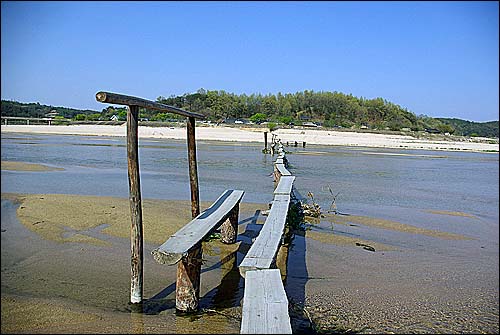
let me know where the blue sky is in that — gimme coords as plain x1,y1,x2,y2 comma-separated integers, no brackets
1,1,498,122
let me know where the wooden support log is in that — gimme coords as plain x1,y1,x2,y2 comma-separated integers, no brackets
96,91,205,119
127,105,144,304
273,166,281,185
220,205,239,244
176,243,202,312
264,132,268,152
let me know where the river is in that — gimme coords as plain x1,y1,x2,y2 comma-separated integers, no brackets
1,132,498,333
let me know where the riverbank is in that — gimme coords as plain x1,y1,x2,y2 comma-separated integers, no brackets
2,124,498,153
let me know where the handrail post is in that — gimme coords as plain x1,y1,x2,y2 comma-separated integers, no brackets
176,116,202,312
127,105,143,304
264,131,268,152
187,116,200,218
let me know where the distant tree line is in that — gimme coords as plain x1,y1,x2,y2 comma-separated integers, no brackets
437,118,499,138
2,89,498,137
1,100,98,120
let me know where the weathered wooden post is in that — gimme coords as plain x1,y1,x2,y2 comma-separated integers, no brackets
175,243,202,312
220,205,240,244
175,116,202,313
264,131,268,152
186,117,200,218
127,105,144,304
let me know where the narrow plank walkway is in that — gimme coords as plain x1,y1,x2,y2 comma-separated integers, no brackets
275,163,291,176
239,141,294,333
240,269,292,334
239,194,290,277
274,176,295,196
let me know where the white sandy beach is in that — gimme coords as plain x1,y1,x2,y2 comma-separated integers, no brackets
1,124,498,152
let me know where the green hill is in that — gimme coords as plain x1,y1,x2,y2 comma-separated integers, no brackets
2,91,498,138
437,118,499,138
1,100,99,119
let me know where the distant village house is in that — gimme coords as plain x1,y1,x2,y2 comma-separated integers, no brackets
44,110,59,119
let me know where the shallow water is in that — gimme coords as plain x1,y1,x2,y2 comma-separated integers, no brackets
1,133,275,203
1,132,499,333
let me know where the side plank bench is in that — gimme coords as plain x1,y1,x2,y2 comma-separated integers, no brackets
240,269,292,334
151,189,244,311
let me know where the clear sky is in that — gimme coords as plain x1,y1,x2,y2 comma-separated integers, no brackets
1,1,498,122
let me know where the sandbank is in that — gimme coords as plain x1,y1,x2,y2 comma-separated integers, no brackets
2,193,267,246
1,161,65,172
2,124,498,153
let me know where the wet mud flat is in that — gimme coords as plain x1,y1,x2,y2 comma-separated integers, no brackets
1,193,499,334
284,212,499,334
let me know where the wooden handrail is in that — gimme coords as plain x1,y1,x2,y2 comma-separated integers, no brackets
95,91,205,119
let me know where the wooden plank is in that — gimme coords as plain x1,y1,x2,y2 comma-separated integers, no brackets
275,163,291,176
240,269,292,334
95,91,205,119
239,196,290,277
152,189,244,265
274,176,295,196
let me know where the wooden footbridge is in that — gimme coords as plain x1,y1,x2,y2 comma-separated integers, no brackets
96,91,296,333
239,143,294,334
